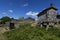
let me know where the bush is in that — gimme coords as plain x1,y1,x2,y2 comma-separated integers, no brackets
0,16,11,24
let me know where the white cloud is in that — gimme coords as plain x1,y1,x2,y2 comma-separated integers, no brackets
9,10,13,13
2,12,8,16
22,3,28,7
26,11,39,16
26,11,33,16
26,11,39,21
2,12,7,14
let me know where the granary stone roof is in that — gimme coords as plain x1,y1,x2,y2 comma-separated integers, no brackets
37,4,58,17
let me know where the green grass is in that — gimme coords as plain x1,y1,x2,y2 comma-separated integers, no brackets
3,24,60,40
0,32,7,40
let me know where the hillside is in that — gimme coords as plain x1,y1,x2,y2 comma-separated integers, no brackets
3,24,60,40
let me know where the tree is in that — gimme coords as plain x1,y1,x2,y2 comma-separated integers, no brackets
0,16,11,24
25,17,35,21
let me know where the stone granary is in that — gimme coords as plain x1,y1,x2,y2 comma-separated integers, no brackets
6,21,15,30
37,4,60,28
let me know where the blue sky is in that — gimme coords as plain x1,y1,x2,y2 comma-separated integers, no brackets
0,0,60,19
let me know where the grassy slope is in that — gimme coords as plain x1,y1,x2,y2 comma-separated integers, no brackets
3,24,60,40
0,32,7,40
0,27,5,40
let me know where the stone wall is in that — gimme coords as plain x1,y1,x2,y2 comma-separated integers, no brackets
47,9,57,22
38,14,47,23
38,9,57,24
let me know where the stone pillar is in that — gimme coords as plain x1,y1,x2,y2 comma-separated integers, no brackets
46,25,49,31
46,22,49,31
41,24,43,27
